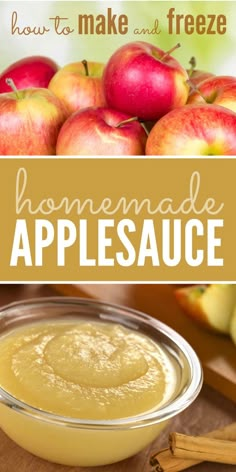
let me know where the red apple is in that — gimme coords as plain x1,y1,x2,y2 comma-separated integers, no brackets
146,104,236,156
56,107,147,156
103,41,189,121
188,75,236,105
0,81,66,155
207,83,236,113
186,56,214,87
48,60,106,116
188,70,214,87
0,56,59,93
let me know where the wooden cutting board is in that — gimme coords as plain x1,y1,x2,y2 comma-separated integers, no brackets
53,284,236,403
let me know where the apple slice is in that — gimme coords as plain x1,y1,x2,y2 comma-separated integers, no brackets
175,284,236,334
229,305,236,346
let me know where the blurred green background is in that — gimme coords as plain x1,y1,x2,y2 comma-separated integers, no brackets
0,1,235,75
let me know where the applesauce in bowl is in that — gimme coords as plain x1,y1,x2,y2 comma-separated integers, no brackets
0,297,202,466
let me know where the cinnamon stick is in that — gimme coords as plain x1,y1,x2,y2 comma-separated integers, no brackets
150,422,236,472
150,449,196,472
169,433,236,465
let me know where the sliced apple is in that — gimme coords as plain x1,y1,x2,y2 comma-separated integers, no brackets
175,284,236,334
229,304,236,346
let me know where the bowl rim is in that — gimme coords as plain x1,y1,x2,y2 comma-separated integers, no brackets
0,296,203,430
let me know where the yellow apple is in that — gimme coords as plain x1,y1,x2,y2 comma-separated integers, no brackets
48,60,106,116
175,284,236,334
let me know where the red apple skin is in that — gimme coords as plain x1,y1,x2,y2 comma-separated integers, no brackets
0,56,59,93
103,41,189,121
0,88,66,155
188,75,236,105
211,83,236,113
187,70,214,87
56,107,147,156
146,104,236,156
48,62,106,116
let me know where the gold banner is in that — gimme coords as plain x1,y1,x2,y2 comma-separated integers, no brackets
0,158,234,281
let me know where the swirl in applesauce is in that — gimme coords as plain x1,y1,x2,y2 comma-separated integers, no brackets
0,321,177,419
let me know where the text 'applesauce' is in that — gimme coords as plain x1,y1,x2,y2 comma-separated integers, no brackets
0,320,178,419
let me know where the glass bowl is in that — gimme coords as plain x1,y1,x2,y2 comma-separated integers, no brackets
0,297,203,466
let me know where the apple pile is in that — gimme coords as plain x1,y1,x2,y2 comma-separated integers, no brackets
1,41,236,155
175,284,236,347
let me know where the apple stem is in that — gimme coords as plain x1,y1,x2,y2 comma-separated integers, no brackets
188,56,197,77
115,116,139,128
161,43,181,61
5,78,21,99
140,122,150,136
82,60,89,77
186,79,208,102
